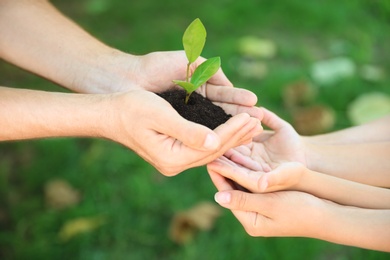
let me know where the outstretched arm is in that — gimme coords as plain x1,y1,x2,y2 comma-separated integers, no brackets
0,0,122,94
0,0,263,120
237,107,390,187
208,157,390,209
306,115,390,144
0,86,262,175
209,170,390,252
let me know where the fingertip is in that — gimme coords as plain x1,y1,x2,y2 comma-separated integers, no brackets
173,119,220,151
203,132,220,150
245,90,258,106
214,191,231,205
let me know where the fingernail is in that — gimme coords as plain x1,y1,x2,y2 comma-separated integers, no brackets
204,133,219,150
214,192,231,204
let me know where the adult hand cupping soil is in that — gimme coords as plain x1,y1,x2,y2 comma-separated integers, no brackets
128,51,263,120
104,90,263,176
0,0,263,176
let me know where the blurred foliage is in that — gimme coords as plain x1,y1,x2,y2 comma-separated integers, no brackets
1,0,390,259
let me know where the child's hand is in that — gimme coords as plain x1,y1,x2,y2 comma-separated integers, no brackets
208,169,329,238
225,108,308,170
207,156,307,193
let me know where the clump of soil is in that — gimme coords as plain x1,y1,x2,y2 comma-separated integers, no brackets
157,89,232,129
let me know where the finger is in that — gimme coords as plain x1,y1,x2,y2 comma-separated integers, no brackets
209,167,250,193
205,84,258,106
154,102,220,151
235,118,263,145
214,113,259,146
213,101,264,120
252,130,274,142
260,107,289,131
214,190,271,213
208,68,234,87
261,163,304,192
208,169,236,191
207,156,261,192
224,148,263,171
170,113,260,170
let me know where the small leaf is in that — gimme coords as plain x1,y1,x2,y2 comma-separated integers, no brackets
190,57,221,88
183,18,207,63
58,216,105,242
172,80,198,94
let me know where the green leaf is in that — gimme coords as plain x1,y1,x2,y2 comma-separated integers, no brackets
190,57,221,88
172,80,198,94
183,18,207,63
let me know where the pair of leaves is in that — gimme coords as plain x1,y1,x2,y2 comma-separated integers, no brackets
173,56,221,93
174,18,221,97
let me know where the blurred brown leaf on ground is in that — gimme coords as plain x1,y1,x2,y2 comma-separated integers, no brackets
169,201,222,245
44,179,81,210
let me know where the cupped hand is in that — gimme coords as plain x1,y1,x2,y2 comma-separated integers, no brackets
219,107,307,172
131,51,263,120
207,156,306,193
103,90,263,176
208,170,329,238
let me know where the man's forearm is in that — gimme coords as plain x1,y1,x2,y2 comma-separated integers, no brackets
0,86,108,141
0,0,135,93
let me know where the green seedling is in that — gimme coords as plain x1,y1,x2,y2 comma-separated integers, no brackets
173,18,221,104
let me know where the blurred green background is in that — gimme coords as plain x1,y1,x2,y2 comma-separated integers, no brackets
1,0,390,259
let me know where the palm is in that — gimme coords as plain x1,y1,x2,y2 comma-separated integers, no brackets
226,109,307,171
256,127,306,166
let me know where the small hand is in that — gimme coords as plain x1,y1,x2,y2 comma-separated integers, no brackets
207,156,306,193
208,170,328,238
220,107,307,172
104,90,263,176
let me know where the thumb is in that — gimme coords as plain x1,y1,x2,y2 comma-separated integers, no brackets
214,190,262,212
156,106,220,151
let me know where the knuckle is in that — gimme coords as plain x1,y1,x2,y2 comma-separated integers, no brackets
235,192,248,209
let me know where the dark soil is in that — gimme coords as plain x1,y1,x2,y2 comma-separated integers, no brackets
157,89,232,129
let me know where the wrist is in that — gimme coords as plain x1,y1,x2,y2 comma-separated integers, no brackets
74,48,141,94
301,136,318,171
0,87,112,140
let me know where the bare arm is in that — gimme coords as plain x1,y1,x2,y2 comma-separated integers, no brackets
0,0,131,93
0,86,109,140
209,170,390,252
0,0,263,119
208,157,390,209
0,86,262,175
248,108,390,187
305,115,390,144
261,162,390,209
305,141,390,187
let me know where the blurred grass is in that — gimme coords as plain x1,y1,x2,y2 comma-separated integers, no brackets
1,0,390,259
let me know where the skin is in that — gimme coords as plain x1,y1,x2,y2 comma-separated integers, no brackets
207,108,390,251
209,171,390,252
0,0,264,175
208,158,390,209
223,107,390,187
